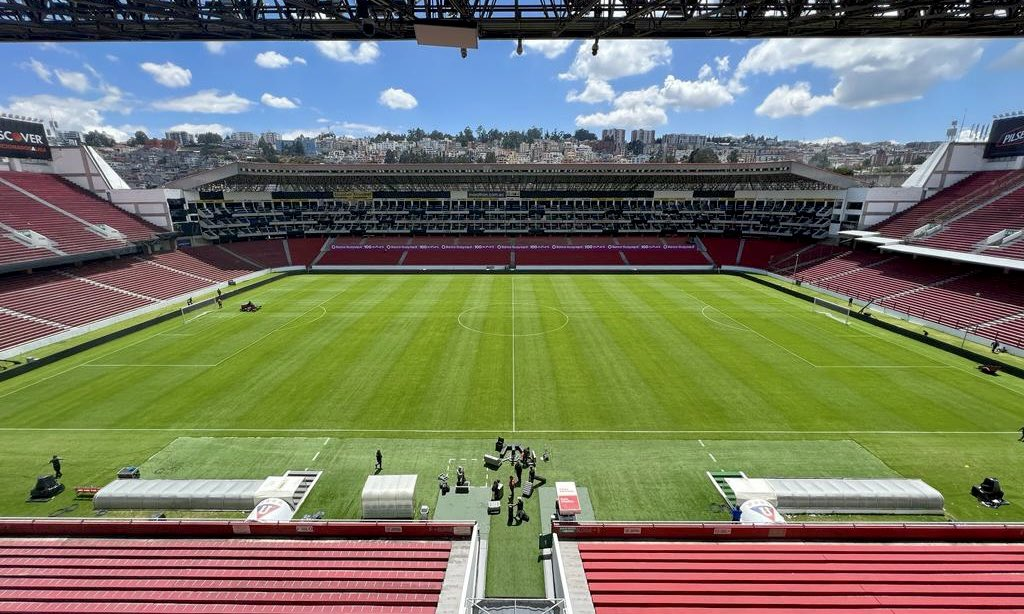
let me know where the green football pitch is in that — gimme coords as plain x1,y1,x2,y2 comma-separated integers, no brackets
1,273,1022,595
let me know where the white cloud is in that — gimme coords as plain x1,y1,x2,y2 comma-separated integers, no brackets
737,39,984,113
572,64,734,129
513,40,574,59
993,42,1024,69
803,136,848,145
566,80,615,104
575,105,668,130
1,88,134,140
204,41,228,55
314,41,380,64
755,82,836,118
106,54,119,62
697,64,713,80
293,56,307,65
559,40,672,82
285,122,385,139
166,123,233,136
152,90,252,114
261,93,299,109
378,88,418,110
714,55,730,73
140,61,192,88
55,69,90,93
255,51,294,69
24,58,52,83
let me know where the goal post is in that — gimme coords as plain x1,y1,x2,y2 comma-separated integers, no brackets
812,296,851,325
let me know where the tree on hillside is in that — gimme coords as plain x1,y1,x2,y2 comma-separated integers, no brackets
727,149,740,163
808,150,831,169
574,129,597,141
83,131,116,147
688,148,719,163
196,132,223,145
127,130,149,146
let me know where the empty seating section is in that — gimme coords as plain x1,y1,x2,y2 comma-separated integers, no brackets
287,237,328,266
872,171,1024,239
0,313,63,351
701,237,740,265
0,272,151,328
794,249,1024,346
77,258,212,301
793,251,883,283
149,250,250,281
222,239,290,268
0,537,452,613
883,271,1024,331
0,172,159,241
917,187,1024,252
0,183,121,257
0,236,50,267
737,239,805,269
181,244,261,273
578,541,1024,613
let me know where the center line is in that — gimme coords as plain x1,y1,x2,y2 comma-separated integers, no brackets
511,275,516,433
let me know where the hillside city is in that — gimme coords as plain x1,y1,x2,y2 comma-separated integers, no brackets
55,126,940,190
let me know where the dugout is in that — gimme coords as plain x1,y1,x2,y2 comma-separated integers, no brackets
362,475,417,520
93,475,306,511
725,477,944,515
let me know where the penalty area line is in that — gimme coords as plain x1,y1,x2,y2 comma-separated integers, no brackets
0,428,1013,435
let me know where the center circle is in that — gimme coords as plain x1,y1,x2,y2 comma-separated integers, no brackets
457,303,570,337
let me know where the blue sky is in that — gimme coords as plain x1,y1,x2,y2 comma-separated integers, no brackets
3,38,1023,143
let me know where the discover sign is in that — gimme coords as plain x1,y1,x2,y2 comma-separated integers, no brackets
0,118,51,160
984,117,1024,159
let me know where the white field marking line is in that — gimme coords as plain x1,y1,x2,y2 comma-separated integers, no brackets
511,276,516,433
183,310,213,325
0,319,196,400
278,306,327,331
695,301,816,368
323,437,330,447
815,365,956,369
0,427,1012,435
698,439,705,447
82,364,217,368
311,451,321,462
159,333,195,337
846,318,1024,400
212,285,351,367
456,303,570,337
708,452,717,463
699,305,750,331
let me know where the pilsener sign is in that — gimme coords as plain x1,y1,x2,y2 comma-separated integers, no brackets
984,117,1024,159
0,118,51,160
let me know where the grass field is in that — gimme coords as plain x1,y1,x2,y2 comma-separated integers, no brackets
1,272,1023,596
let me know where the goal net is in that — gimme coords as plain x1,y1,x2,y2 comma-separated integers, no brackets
812,296,851,325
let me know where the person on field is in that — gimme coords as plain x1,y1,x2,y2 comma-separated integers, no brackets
1019,426,1024,442
515,497,525,524
375,449,383,472
50,455,62,479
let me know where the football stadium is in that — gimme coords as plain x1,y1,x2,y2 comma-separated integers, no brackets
2,5,1024,613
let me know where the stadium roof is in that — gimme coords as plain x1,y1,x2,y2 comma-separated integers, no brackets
166,161,859,192
0,0,1021,42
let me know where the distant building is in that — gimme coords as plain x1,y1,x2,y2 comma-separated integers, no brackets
631,129,655,145
662,133,706,149
260,132,279,146
230,131,256,146
601,129,626,145
165,131,194,146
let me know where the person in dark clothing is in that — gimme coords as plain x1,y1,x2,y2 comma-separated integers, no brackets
515,497,525,524
514,460,523,482
507,501,515,526
529,465,547,489
1019,426,1024,442
217,288,222,298
992,341,1000,353
375,449,382,472
50,455,62,479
